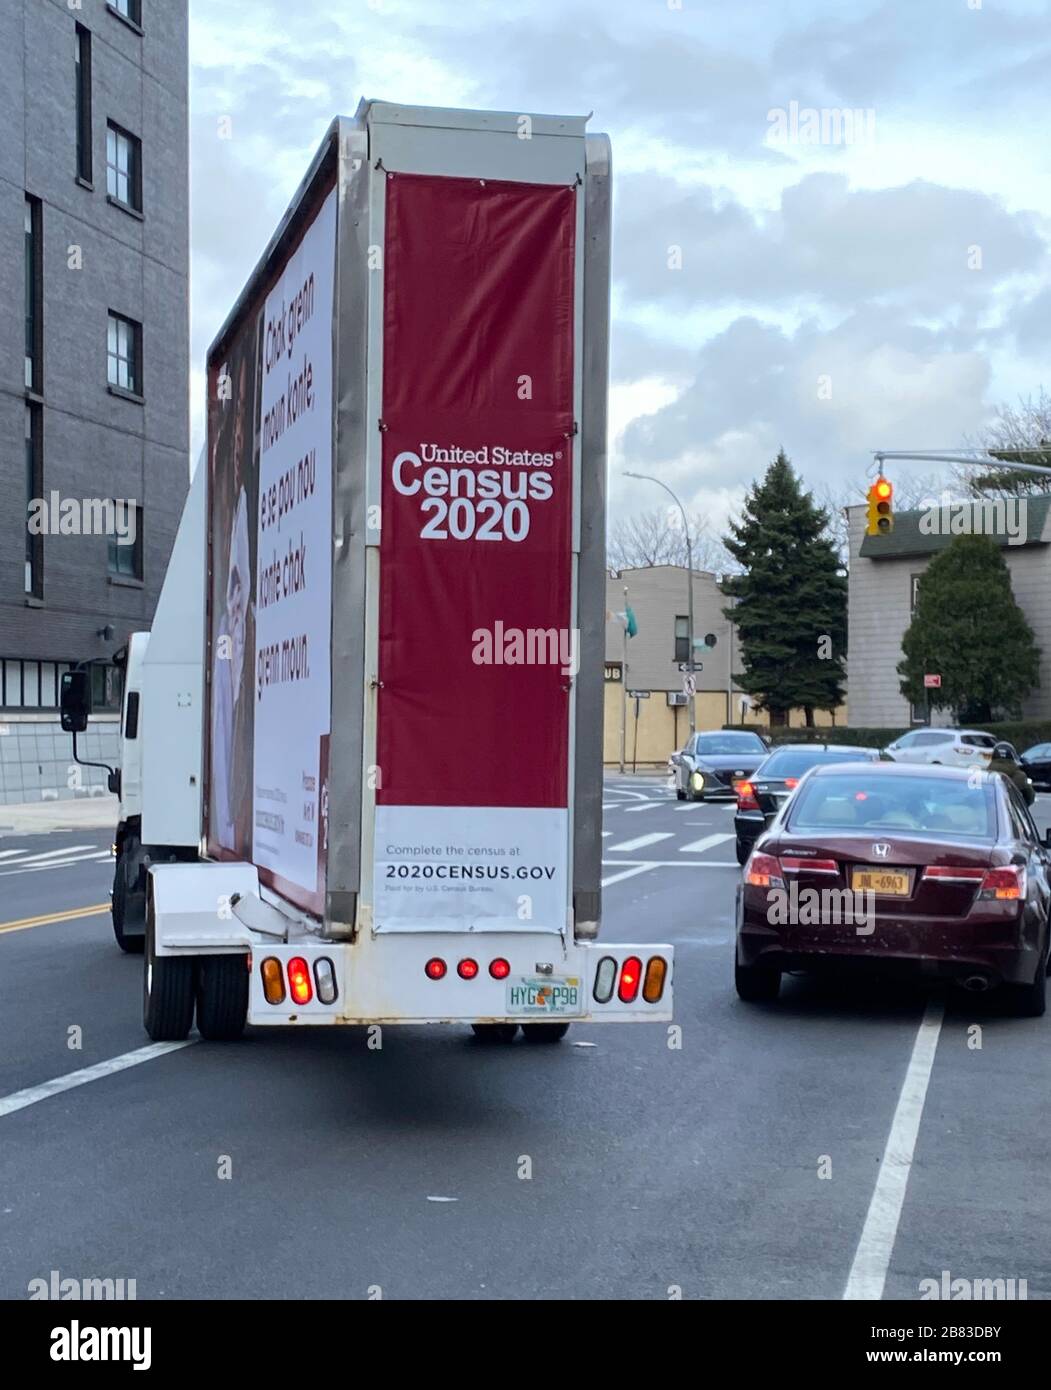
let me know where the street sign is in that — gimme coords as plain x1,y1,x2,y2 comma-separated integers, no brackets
604,662,622,682
924,673,941,688
683,674,696,698
677,662,703,673
627,689,650,699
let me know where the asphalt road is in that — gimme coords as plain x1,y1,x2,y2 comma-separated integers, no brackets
1,783,1049,1301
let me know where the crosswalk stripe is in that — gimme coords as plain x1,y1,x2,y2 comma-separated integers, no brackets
622,802,662,813
679,833,736,854
600,864,654,887
14,845,95,864
606,831,675,853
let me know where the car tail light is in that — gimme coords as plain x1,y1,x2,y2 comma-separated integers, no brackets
457,958,479,980
489,957,510,980
313,957,338,1005
745,852,784,888
781,856,839,876
736,781,759,811
921,865,985,884
593,956,617,1003
784,777,799,789
425,957,446,980
643,956,667,1003
979,866,1026,901
261,957,285,1005
288,956,312,1005
618,955,642,1003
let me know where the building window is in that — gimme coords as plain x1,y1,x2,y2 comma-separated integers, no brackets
24,196,41,391
24,404,43,598
0,659,70,711
674,615,689,664
75,26,92,183
110,0,143,25
107,312,142,394
108,504,143,579
106,122,141,211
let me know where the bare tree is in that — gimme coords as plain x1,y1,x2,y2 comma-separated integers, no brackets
957,388,1051,496
607,506,736,575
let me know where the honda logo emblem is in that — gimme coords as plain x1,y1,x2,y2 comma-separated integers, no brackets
872,842,890,859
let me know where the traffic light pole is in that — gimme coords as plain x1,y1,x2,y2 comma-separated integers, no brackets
873,449,1051,478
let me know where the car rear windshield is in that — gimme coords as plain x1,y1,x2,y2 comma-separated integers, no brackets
696,733,765,755
960,734,996,749
759,749,871,778
787,772,997,838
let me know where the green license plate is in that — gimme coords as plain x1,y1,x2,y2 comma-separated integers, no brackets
506,977,581,1016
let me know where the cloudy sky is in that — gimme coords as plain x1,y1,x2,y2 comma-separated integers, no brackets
188,0,1051,534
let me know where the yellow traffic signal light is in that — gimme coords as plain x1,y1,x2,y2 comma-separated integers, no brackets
866,476,894,535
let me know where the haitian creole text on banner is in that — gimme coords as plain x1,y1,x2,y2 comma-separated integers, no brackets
252,189,335,910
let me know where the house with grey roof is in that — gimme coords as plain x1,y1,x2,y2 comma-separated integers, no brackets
846,494,1051,727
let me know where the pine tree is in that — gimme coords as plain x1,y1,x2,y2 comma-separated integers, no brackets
897,534,1040,723
722,450,847,726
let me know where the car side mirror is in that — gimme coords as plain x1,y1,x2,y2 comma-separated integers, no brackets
60,667,91,734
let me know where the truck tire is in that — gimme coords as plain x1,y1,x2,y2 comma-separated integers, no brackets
112,847,144,954
471,1023,519,1043
196,955,250,1040
521,1022,570,1043
142,902,195,1041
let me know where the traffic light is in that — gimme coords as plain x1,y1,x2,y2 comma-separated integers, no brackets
866,476,893,535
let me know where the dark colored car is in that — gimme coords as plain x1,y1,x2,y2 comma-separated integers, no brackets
669,730,769,802
734,743,880,865
734,762,1051,1016
1020,742,1051,791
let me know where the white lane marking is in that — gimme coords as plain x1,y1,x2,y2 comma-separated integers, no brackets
602,859,739,868
14,845,94,863
680,833,736,854
0,1041,197,1121
0,855,113,878
601,831,612,838
843,1001,945,1301
602,788,651,801
0,849,30,861
600,864,655,887
622,802,663,813
606,832,675,853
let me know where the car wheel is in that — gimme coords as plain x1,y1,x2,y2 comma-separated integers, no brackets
1011,947,1048,1017
471,1023,519,1043
521,1022,570,1043
734,959,781,1002
735,839,751,867
111,854,144,954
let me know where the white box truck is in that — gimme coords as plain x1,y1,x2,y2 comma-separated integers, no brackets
62,100,673,1044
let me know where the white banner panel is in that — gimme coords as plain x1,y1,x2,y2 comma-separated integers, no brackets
252,189,336,904
374,806,568,933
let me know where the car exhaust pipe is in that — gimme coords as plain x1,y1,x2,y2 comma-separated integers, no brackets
960,974,990,993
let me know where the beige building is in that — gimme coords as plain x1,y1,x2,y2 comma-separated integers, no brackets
846,495,1051,728
604,565,842,765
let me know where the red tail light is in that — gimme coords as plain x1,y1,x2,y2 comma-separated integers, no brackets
736,781,759,811
457,958,479,980
618,956,642,1003
784,777,799,789
489,958,510,979
921,865,985,883
288,956,312,1005
781,856,839,876
745,852,784,887
425,958,447,980
979,866,1026,901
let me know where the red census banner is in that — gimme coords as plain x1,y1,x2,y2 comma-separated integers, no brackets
374,172,577,930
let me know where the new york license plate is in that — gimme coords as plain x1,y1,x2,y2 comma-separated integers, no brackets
506,977,581,1016
851,868,909,896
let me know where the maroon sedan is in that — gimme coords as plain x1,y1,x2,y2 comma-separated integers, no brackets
734,762,1051,1016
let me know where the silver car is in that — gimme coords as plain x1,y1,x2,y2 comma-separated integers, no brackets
882,728,996,768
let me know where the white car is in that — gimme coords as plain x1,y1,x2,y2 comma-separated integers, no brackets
882,728,997,768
